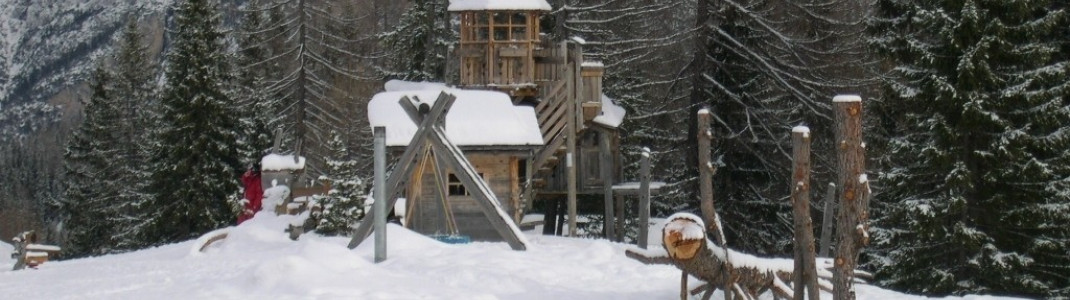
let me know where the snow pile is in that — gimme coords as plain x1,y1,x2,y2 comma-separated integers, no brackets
0,212,1024,300
0,242,12,266
261,154,306,171
448,0,552,11
593,94,626,128
663,213,706,240
368,88,544,147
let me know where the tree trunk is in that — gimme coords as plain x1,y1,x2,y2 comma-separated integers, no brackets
832,96,868,300
791,127,820,300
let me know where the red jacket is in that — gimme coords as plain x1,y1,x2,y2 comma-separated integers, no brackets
238,170,263,224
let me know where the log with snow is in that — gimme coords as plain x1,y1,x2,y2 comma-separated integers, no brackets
625,213,869,299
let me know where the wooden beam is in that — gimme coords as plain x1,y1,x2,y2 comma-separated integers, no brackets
832,95,868,300
791,126,819,300
819,183,836,258
429,126,528,250
601,130,615,240
348,93,456,249
638,147,652,249
696,108,722,244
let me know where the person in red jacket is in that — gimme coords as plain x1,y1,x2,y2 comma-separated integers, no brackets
238,162,263,224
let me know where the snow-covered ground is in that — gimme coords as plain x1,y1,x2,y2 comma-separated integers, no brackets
0,214,1018,300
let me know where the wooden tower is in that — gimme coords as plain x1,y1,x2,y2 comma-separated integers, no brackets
450,0,549,97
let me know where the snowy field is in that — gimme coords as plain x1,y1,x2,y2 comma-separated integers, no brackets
0,214,1020,300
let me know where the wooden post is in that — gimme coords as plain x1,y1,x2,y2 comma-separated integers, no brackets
601,130,615,240
819,182,836,258
696,108,722,244
11,234,26,271
638,147,652,249
615,194,625,242
373,126,387,263
566,45,579,237
791,126,820,300
832,95,868,300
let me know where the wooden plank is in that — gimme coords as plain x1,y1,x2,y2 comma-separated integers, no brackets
429,126,527,250
791,126,819,300
510,156,521,223
348,93,456,249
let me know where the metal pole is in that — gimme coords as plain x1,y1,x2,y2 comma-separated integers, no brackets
373,126,387,263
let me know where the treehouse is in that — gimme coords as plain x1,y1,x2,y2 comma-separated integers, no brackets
358,0,626,243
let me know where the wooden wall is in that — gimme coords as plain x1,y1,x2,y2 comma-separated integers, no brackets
405,152,525,241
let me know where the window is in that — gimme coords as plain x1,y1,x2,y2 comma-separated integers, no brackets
448,173,485,196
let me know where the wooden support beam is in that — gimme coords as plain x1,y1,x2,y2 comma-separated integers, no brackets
615,194,625,242
832,95,868,300
601,130,615,240
791,126,819,300
348,93,456,249
429,126,528,250
696,108,723,245
819,183,836,258
566,63,578,237
638,147,652,249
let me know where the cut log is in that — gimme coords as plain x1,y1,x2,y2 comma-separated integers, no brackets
626,213,867,299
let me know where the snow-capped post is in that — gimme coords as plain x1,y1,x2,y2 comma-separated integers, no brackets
791,126,820,300
601,126,615,240
697,108,723,245
373,126,387,263
832,95,868,300
638,147,652,249
819,183,836,258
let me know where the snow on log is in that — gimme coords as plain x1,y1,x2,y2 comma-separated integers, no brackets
626,213,868,299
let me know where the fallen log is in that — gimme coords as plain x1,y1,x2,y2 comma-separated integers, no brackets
626,213,867,299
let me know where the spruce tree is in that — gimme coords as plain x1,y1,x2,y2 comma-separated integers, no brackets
143,0,241,245
235,0,275,165
380,0,452,81
62,63,119,257
314,131,366,236
109,15,158,250
869,0,1070,297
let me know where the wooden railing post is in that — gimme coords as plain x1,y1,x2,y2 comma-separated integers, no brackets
819,183,836,258
832,95,868,300
791,126,820,300
697,108,723,244
638,147,652,249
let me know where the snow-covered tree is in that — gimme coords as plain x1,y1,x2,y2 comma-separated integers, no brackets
61,63,119,257
314,130,367,236
380,0,452,81
868,0,1070,297
142,0,241,245
245,0,375,177
108,15,158,250
234,0,276,165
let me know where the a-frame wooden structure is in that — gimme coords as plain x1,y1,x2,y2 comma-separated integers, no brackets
348,92,528,251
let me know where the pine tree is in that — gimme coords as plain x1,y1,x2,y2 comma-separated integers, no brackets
869,0,1070,297
380,0,452,81
142,0,241,245
234,0,275,165
109,15,158,250
314,131,367,236
61,63,119,257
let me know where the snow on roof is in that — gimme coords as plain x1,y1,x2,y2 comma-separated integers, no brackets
448,0,551,11
384,79,447,92
369,87,544,147
593,94,626,128
261,154,306,171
